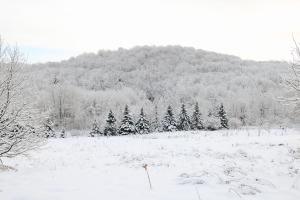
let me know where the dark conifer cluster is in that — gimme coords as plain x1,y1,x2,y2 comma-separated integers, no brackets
89,103,229,136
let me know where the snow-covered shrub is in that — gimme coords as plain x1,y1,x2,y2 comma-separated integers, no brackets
59,129,66,138
204,115,221,131
43,119,56,138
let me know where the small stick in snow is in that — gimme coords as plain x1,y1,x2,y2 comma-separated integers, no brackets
143,164,153,190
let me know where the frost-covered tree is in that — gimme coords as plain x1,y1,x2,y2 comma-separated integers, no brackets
119,105,136,135
103,110,117,136
162,105,177,132
191,102,204,130
218,103,229,129
0,38,44,161
177,104,191,131
89,120,102,137
283,39,300,120
205,104,221,131
136,108,150,134
47,78,80,130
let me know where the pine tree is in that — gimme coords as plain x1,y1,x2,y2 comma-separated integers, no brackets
177,104,191,131
135,108,150,134
89,120,102,137
104,110,117,136
162,105,177,132
218,103,229,129
191,102,204,130
151,105,160,132
119,105,136,135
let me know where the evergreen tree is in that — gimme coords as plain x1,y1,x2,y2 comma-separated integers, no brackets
89,120,102,137
177,104,191,131
119,105,136,135
218,103,229,129
191,102,204,130
162,105,177,132
104,110,117,136
135,108,150,134
151,105,161,132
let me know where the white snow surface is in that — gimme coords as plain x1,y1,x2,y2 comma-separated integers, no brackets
1,129,300,200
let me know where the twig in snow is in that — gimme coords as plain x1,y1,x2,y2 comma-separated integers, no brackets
143,164,153,190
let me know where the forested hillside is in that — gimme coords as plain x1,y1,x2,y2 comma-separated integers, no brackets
25,46,294,130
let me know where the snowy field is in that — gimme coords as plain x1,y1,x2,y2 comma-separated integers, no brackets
1,129,300,200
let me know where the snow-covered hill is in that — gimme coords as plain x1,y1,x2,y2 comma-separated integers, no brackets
25,46,293,130
1,129,300,200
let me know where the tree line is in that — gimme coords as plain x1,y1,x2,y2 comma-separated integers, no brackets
86,102,229,137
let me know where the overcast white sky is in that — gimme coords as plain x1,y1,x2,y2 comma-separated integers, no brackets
1,0,300,63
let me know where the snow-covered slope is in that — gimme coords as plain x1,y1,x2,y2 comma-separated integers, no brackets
1,129,300,200
27,46,292,130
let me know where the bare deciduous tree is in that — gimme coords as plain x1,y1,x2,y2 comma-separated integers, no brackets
286,38,300,94
0,37,44,164
278,38,300,120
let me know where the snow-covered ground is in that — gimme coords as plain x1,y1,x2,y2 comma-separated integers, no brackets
1,129,300,200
